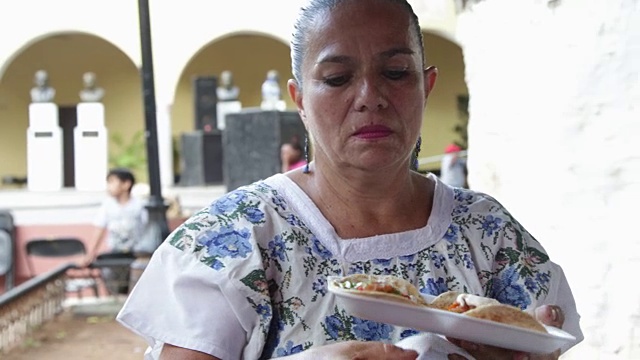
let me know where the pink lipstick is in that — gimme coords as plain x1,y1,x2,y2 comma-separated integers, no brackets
353,125,393,139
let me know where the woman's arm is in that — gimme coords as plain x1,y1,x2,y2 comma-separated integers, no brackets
160,344,221,360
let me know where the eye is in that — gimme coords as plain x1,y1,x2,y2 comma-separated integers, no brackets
384,69,409,80
323,75,351,87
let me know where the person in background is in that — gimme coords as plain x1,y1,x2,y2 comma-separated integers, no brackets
280,136,306,173
117,1,583,359
440,143,467,188
84,168,148,294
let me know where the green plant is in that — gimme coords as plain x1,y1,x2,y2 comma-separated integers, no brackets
109,130,147,175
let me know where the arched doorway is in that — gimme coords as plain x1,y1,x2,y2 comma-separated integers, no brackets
0,32,142,188
419,31,469,174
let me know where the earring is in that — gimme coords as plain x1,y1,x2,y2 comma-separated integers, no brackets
411,136,422,171
303,134,311,174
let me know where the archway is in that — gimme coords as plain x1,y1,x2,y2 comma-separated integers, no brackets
0,32,143,187
170,32,292,180
419,31,469,173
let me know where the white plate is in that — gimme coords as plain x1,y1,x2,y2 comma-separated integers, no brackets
328,283,576,354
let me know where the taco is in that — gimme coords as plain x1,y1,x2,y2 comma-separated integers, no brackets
328,274,429,306
430,291,547,333
464,304,548,333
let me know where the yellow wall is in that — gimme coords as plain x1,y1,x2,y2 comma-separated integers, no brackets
171,34,293,137
420,32,468,170
0,33,145,185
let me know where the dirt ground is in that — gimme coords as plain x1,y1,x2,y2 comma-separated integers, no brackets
2,310,148,360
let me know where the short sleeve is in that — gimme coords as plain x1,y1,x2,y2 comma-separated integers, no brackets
117,244,247,360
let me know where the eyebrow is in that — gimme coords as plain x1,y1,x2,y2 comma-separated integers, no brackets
316,47,416,65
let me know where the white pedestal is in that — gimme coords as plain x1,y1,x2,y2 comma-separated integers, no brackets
216,101,242,131
27,103,63,191
260,100,286,111
74,103,108,191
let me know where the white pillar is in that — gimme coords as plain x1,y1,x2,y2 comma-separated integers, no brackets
157,102,174,187
74,103,108,191
27,103,63,191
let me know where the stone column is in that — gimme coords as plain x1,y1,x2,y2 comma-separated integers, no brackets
457,0,640,358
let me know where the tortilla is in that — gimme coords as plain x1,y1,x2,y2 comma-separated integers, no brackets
464,304,548,333
429,290,462,310
329,274,429,306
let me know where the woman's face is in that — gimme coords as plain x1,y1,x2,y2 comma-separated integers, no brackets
289,0,436,173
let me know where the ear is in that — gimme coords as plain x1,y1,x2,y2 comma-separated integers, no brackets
423,66,438,100
287,79,307,125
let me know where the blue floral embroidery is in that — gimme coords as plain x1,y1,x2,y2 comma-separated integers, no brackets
525,277,538,292
324,315,348,340
491,267,531,309
210,191,247,215
422,277,448,296
536,272,550,284
311,236,332,259
373,258,392,266
444,224,459,243
269,235,287,261
272,194,287,211
169,180,559,358
198,225,252,259
244,206,265,223
351,318,393,341
312,278,327,296
481,215,503,237
276,341,304,357
431,252,446,268
399,254,415,262
256,303,272,320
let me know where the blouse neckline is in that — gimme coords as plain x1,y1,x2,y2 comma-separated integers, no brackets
266,173,455,263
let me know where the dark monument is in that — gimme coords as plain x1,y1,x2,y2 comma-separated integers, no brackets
178,76,224,186
193,76,218,132
179,131,223,186
223,109,305,191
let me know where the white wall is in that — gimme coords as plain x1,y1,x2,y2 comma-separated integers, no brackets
458,0,640,358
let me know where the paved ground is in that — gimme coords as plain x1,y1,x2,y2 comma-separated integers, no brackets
2,308,148,360
0,184,227,359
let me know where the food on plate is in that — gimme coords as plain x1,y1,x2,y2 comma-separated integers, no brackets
431,290,547,333
330,274,547,333
328,274,429,306
465,304,548,333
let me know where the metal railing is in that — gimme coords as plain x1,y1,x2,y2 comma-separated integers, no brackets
0,263,69,354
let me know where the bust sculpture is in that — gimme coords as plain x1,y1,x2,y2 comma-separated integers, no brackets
30,70,56,103
261,70,281,104
216,70,240,102
79,72,105,102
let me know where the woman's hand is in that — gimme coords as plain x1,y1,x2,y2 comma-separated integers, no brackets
278,341,418,360
447,305,565,360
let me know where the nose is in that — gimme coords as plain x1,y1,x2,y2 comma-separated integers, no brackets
354,77,388,112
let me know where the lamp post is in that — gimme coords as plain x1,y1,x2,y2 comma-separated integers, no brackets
137,0,169,252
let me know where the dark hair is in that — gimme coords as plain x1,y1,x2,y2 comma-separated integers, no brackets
288,135,304,153
291,0,424,87
107,168,135,192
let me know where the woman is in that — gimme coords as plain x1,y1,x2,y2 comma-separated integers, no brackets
280,136,306,173
117,1,583,359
